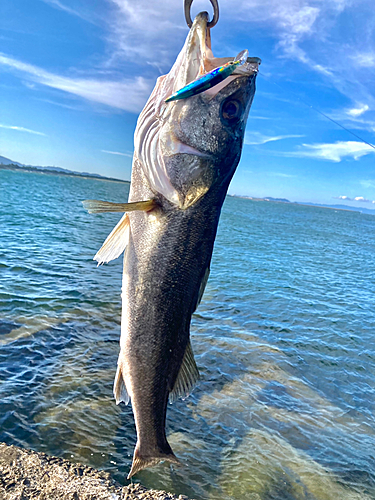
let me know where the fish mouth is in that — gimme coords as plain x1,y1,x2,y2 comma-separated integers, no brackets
170,11,260,97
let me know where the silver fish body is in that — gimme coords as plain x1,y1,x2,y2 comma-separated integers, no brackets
109,12,259,478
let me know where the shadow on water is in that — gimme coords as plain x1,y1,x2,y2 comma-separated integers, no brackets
0,320,22,336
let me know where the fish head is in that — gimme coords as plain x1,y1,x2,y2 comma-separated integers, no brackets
134,12,260,209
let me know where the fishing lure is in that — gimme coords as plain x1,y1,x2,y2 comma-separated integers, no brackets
165,49,249,102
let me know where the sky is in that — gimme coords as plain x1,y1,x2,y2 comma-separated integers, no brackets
1,0,375,208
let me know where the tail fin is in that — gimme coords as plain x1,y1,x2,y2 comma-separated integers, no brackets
127,446,181,479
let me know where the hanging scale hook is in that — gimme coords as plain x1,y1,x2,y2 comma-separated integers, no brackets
184,0,219,28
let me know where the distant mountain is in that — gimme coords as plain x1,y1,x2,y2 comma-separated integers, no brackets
263,197,291,203
0,155,23,167
0,155,129,184
232,195,291,203
232,195,375,216
297,202,375,215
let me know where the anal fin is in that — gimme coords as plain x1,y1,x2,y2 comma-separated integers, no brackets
195,265,210,311
113,360,130,405
169,341,199,403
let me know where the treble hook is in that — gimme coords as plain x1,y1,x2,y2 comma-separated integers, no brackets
184,0,219,28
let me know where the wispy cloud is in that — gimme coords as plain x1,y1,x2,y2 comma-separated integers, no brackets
248,115,272,120
289,141,375,162
35,98,83,111
269,172,296,178
244,132,304,145
101,150,133,157
0,123,46,136
233,0,375,117
78,0,375,121
40,0,96,24
0,53,152,113
327,106,375,134
360,179,375,189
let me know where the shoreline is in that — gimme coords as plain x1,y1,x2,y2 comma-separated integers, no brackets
0,164,130,185
0,442,192,500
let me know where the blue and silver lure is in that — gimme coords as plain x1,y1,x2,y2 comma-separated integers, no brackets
165,49,249,103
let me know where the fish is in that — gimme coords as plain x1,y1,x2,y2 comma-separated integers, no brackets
165,49,249,102
83,11,259,479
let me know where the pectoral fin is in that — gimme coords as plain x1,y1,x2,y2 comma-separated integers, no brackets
94,213,130,265
169,341,199,403
82,199,157,214
82,198,157,264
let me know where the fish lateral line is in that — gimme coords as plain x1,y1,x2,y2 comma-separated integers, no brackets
165,49,249,102
82,199,158,214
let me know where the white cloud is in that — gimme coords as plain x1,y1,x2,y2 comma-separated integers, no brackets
101,150,133,157
244,132,304,145
3,0,375,126
100,0,375,124
347,104,369,117
290,141,375,162
355,52,375,68
104,0,321,69
105,0,186,66
335,195,374,203
233,1,375,120
0,123,46,136
0,54,152,113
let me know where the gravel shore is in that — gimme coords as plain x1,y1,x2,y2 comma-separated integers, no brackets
0,443,192,500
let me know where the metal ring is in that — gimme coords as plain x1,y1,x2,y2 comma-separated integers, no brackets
184,0,219,28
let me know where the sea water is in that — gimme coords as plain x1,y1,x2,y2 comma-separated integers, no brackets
0,169,374,500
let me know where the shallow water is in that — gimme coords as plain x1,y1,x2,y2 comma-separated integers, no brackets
0,169,374,500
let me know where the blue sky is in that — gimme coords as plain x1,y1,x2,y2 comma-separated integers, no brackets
1,0,375,208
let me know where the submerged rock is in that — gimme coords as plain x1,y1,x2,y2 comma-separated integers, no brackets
0,443,191,500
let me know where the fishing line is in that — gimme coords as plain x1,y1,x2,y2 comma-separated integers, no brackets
259,73,375,150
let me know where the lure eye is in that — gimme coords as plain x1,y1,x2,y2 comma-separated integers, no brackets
221,99,242,123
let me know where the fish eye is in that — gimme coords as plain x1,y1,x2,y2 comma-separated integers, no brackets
221,99,241,122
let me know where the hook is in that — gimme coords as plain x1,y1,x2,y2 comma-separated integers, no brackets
184,0,219,29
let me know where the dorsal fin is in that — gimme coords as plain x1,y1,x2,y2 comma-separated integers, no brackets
169,341,199,403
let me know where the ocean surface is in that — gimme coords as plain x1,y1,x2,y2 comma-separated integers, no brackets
0,168,374,500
